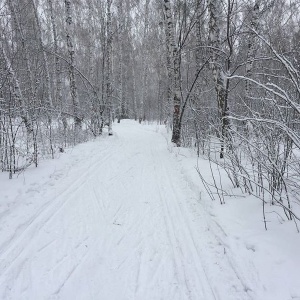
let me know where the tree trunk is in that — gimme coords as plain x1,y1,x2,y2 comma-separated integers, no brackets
131,52,138,121
208,0,229,158
106,0,113,135
48,0,67,146
64,0,81,140
32,0,54,157
117,0,124,123
32,0,53,112
163,0,182,146
139,0,150,123
245,1,260,99
7,0,37,111
1,42,33,135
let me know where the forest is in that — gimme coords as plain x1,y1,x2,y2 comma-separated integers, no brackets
0,0,300,227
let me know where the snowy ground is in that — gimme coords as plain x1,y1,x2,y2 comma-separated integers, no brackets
0,120,299,300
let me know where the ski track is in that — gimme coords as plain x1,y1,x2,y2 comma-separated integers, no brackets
0,121,261,300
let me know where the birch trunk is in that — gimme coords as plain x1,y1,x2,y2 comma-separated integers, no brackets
131,52,138,121
87,2,98,134
164,0,181,146
64,0,81,139
245,1,260,99
208,0,229,158
195,0,205,74
48,0,67,146
48,0,62,108
117,0,124,123
31,0,53,111
32,0,55,157
163,7,172,124
106,0,113,135
4,0,36,164
139,0,150,123
1,43,33,134
7,0,36,110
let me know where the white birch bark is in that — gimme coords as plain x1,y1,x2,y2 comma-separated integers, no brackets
48,0,68,147
87,2,98,134
139,0,150,123
64,0,81,137
163,7,172,124
245,1,260,99
7,0,36,109
163,0,181,146
195,0,205,74
117,0,124,123
32,0,55,157
208,0,229,158
48,0,62,108
1,42,33,134
106,0,113,135
131,51,138,121
31,0,53,111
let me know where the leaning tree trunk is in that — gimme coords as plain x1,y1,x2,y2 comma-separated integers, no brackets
64,0,81,141
163,0,182,146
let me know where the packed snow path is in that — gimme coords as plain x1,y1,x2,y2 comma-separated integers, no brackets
0,121,261,300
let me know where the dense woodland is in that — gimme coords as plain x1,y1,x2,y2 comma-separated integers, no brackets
0,0,300,226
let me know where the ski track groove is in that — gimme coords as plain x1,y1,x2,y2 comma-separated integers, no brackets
151,150,189,299
172,166,254,299
53,250,89,296
152,146,216,300
0,139,118,280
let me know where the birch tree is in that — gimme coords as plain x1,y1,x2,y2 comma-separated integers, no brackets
244,1,260,100
31,0,55,156
138,0,150,123
64,0,81,140
106,0,113,135
117,0,124,123
1,42,33,135
208,0,230,158
163,0,182,146
47,0,67,147
6,0,36,111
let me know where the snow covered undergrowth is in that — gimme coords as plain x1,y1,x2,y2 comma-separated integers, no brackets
0,120,299,300
162,127,300,300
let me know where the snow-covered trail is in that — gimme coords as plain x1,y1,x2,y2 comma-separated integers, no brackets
0,121,259,300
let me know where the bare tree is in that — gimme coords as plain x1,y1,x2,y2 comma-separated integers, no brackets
64,0,81,140
163,0,182,146
106,0,113,135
